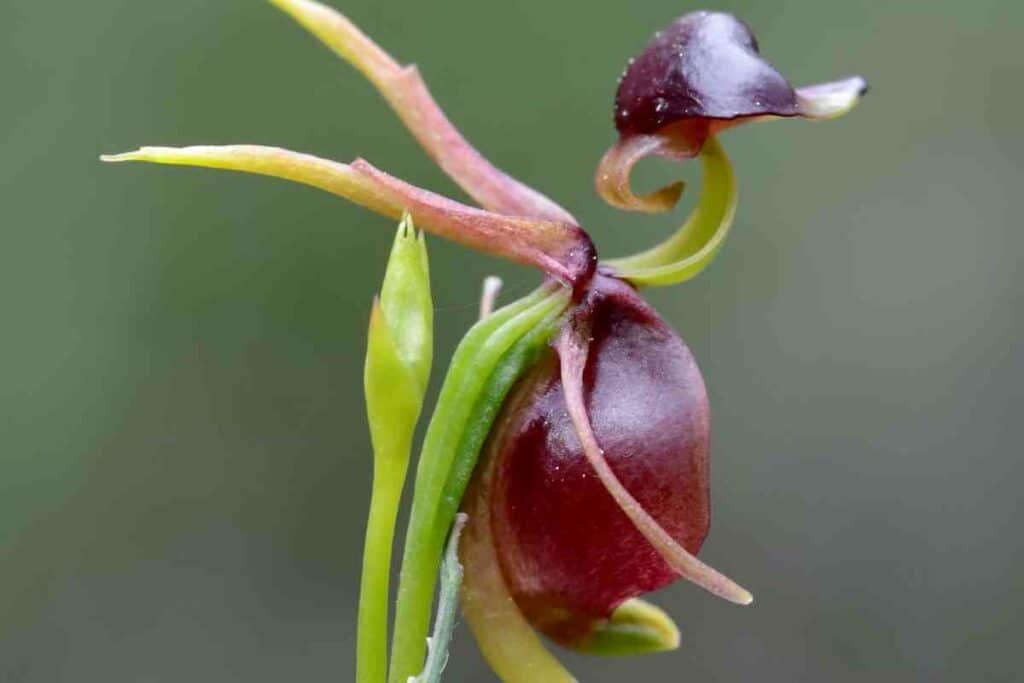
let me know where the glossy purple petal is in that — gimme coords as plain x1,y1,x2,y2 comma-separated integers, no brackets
615,12,799,136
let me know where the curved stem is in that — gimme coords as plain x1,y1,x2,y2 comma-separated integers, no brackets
268,0,576,224
102,146,594,288
605,137,737,287
594,134,687,213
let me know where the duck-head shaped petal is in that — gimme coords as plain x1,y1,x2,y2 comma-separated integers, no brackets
599,11,867,212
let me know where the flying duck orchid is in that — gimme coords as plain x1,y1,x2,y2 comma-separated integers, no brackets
103,2,865,681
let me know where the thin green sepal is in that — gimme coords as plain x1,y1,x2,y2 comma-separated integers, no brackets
388,285,570,683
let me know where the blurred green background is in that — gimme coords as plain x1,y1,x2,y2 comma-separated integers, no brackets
2,0,1020,680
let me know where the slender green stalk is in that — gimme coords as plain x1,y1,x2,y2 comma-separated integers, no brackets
410,513,469,683
359,218,432,683
358,448,412,683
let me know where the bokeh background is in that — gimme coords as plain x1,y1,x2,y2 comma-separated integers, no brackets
3,0,1020,680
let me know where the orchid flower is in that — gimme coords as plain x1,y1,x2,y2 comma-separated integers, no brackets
103,3,865,681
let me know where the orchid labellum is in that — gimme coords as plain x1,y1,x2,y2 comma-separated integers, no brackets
104,2,865,681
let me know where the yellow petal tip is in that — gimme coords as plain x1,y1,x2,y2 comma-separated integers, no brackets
576,598,681,656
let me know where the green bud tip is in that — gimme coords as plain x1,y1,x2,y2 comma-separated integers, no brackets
378,212,433,395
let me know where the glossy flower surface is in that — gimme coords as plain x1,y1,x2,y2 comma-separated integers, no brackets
487,274,710,647
615,12,801,136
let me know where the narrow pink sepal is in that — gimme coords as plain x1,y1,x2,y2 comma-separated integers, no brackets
556,322,753,606
102,145,595,287
350,160,594,288
271,0,576,224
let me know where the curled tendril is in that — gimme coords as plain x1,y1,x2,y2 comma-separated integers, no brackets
606,136,738,287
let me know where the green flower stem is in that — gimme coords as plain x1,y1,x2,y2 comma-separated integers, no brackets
359,451,411,683
388,285,570,683
605,136,737,287
360,218,432,683
410,513,469,683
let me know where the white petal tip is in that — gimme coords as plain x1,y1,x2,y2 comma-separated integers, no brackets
100,151,140,162
797,75,868,120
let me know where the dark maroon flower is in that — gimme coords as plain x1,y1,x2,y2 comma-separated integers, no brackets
104,3,865,678
487,274,712,647
463,11,865,669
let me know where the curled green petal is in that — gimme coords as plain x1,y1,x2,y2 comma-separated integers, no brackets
359,220,434,683
605,136,737,287
576,599,680,657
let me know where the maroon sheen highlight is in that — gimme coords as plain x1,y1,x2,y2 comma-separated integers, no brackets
614,12,799,137
485,274,715,647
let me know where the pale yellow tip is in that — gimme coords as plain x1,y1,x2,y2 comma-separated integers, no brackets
100,151,142,162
